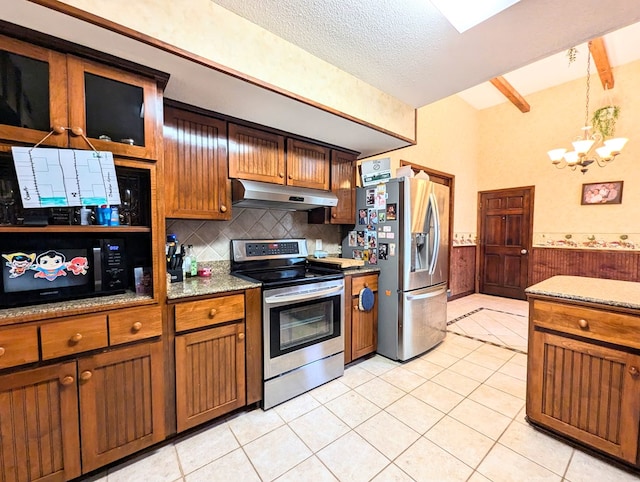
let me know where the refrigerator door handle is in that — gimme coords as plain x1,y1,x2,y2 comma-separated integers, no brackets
405,285,447,301
428,191,440,275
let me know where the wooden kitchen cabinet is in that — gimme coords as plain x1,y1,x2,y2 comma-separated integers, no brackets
0,361,81,482
78,340,165,472
164,106,230,219
0,307,166,480
228,123,285,184
344,272,378,364
228,123,330,190
175,323,246,431
286,138,330,191
0,34,162,160
329,149,357,224
527,297,640,466
173,293,247,432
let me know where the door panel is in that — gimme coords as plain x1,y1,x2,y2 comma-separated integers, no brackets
479,186,534,300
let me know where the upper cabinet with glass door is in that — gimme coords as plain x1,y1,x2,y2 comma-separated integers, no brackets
0,34,160,161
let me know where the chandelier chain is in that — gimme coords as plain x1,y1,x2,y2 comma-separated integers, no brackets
584,42,591,129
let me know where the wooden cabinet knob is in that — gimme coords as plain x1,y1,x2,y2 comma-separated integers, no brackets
70,126,84,136
52,125,66,135
577,319,589,329
629,366,639,378
238,332,245,340
80,370,92,382
209,309,217,318
278,172,284,178
332,213,337,218
70,333,83,343
220,205,228,213
132,322,143,332
364,283,369,288
288,174,293,180
0,347,5,357
353,304,359,311
60,375,75,386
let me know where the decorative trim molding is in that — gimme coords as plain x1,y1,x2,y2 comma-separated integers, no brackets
533,233,640,250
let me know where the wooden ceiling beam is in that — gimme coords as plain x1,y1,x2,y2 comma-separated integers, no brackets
489,76,530,113
589,37,614,89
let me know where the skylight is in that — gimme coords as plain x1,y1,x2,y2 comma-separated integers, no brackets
430,0,521,33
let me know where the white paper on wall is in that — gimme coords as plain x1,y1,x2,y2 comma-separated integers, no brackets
12,147,121,208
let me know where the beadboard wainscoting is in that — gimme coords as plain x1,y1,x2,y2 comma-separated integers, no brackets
450,245,476,300
530,247,640,285
167,208,342,262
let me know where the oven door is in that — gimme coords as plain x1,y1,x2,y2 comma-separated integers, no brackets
263,279,344,380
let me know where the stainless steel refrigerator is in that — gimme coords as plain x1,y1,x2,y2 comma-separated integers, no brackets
342,177,449,361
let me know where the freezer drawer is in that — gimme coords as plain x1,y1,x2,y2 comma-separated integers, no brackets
399,284,447,360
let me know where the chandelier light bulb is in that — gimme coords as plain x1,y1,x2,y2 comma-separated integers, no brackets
563,151,579,165
547,148,567,162
604,137,628,155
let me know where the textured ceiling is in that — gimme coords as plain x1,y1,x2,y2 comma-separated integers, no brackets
211,0,640,108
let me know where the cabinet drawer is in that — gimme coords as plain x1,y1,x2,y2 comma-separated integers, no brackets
175,294,245,333
109,305,162,345
351,274,378,296
532,299,640,349
0,325,39,369
41,315,108,360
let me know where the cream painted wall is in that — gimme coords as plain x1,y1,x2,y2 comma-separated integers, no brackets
362,95,480,236
478,60,640,238
57,0,414,140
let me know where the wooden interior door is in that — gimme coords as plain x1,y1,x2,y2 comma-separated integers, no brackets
478,186,534,300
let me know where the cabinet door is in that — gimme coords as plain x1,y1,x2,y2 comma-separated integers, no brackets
67,56,159,160
78,341,165,472
286,139,330,190
330,149,357,224
164,106,230,219
0,34,68,148
351,275,378,360
228,123,285,184
175,322,246,432
527,330,640,464
0,362,81,482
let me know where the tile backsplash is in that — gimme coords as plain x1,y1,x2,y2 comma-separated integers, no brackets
166,208,343,262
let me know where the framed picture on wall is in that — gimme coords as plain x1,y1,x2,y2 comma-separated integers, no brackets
581,181,623,205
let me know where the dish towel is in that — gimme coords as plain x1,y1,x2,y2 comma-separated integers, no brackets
358,287,375,311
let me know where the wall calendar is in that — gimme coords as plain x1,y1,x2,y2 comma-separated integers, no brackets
11,147,121,208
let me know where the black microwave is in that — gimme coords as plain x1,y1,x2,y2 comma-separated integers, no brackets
0,238,127,308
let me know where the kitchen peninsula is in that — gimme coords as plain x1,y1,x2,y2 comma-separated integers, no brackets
525,276,640,469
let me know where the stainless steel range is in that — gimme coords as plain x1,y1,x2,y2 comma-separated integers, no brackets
230,239,345,409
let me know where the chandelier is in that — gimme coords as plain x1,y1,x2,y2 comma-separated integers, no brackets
547,42,628,174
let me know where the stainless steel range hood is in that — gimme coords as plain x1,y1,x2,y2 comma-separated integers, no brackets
232,179,338,211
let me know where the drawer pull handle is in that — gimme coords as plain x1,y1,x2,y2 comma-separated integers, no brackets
332,213,337,218
220,205,227,213
70,333,83,343
60,375,75,386
0,347,5,357
209,309,217,318
364,283,369,288
132,322,143,332
629,366,639,378
238,332,245,341
577,319,589,329
80,370,93,382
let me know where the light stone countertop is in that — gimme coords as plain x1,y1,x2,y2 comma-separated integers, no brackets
166,274,260,300
526,275,640,310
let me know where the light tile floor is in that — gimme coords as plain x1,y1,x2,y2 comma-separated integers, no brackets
90,294,639,482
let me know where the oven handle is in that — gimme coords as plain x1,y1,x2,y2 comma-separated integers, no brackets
264,285,343,304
